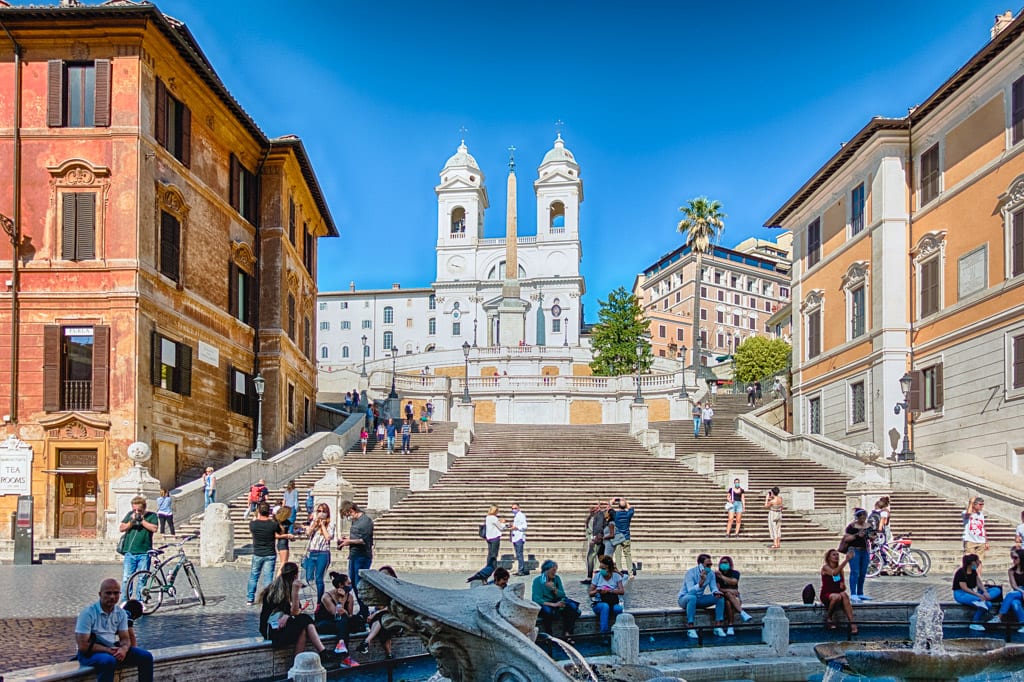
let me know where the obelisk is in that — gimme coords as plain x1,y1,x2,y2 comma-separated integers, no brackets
497,147,529,346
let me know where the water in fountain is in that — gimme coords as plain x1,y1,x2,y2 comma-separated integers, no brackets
912,587,945,655
542,633,599,682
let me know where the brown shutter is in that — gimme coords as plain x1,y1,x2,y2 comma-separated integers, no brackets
1014,76,1024,144
1014,335,1024,389
62,194,76,260
179,343,192,396
43,325,61,411
47,60,64,127
77,193,95,260
91,325,109,411
155,77,167,148
94,59,111,127
229,154,239,210
1013,211,1024,277
907,369,923,412
933,363,944,409
180,104,191,168
228,262,238,317
151,330,162,386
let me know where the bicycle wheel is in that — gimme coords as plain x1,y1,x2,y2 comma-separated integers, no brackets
903,549,930,577
866,552,883,578
184,562,206,605
127,570,165,614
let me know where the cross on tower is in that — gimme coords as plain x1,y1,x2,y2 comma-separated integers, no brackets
554,119,565,137
458,125,468,144
508,145,516,171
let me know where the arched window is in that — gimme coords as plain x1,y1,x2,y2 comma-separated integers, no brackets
451,207,466,233
383,306,394,324
428,294,436,310
405,343,413,355
341,345,349,358
549,201,565,229
382,331,393,349
424,343,436,352
320,345,329,359
428,317,436,335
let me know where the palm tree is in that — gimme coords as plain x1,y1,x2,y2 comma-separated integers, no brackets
677,197,726,370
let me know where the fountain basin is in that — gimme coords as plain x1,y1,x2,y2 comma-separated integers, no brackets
814,639,1024,680
572,663,682,681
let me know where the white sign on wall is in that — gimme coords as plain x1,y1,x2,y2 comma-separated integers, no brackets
197,340,219,367
0,436,33,496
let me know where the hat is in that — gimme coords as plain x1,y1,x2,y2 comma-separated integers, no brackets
853,508,867,517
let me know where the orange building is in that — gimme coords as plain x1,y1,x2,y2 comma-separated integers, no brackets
0,2,337,538
767,12,1024,475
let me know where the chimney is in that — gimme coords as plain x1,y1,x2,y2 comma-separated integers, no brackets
349,281,355,292
392,283,401,290
992,10,1014,39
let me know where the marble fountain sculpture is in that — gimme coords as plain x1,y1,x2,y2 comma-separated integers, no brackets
357,569,683,682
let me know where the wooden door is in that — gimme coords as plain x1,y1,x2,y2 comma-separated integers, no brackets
57,473,98,538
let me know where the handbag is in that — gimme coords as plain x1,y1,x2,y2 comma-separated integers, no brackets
610,532,626,547
116,532,128,556
478,524,487,539
563,597,581,614
724,501,733,512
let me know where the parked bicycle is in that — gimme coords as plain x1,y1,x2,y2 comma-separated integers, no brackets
867,533,931,577
126,534,206,614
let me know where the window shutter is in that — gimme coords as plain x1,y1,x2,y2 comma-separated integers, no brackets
1014,336,1024,389
94,59,111,127
934,363,944,409
921,259,939,316
77,193,95,260
180,104,191,168
227,365,236,410
62,194,76,260
47,60,64,127
91,325,110,411
1013,211,1024,277
229,154,240,210
228,262,238,317
1014,76,1024,144
247,169,260,225
43,325,61,411
155,77,167,148
151,331,162,386
179,343,192,396
246,372,257,418
907,369,923,412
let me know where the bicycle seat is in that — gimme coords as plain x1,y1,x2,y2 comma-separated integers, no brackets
148,547,166,557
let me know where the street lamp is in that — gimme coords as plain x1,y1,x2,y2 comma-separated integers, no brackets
894,371,915,462
563,316,569,347
360,335,368,377
461,341,472,403
388,345,399,399
252,372,266,460
634,337,645,404
679,344,689,399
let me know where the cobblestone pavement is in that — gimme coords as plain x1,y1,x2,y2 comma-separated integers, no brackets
0,563,946,674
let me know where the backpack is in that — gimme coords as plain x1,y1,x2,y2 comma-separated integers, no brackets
801,583,816,605
248,485,262,503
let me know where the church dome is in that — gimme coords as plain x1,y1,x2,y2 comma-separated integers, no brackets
443,141,480,171
540,134,577,167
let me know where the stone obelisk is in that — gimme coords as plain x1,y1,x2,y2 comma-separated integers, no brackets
497,147,529,346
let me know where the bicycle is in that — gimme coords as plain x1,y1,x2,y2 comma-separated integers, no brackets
126,535,206,614
867,533,931,577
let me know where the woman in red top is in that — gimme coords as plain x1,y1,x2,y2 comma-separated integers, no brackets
821,548,858,634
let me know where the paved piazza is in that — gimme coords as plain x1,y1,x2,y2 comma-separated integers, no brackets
0,562,947,674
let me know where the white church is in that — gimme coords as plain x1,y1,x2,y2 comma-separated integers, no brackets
317,135,586,366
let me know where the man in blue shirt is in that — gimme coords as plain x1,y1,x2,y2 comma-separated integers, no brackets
677,553,726,638
612,497,636,577
385,418,397,454
75,578,154,682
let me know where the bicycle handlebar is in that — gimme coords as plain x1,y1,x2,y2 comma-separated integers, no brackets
151,534,199,553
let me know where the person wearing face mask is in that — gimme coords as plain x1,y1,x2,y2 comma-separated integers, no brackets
588,555,626,638
725,479,745,537
821,549,857,634
953,553,1000,631
714,556,752,635
996,549,1024,632
677,554,726,639
314,572,360,666
305,504,335,602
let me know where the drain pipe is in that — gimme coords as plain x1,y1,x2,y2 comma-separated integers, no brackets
906,111,916,447
251,146,271,373
1,20,22,425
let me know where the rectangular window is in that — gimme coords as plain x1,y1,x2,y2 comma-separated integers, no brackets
159,211,180,282
730,275,738,288
700,330,707,347
228,263,254,326
1014,75,1024,145
155,78,190,166
555,318,564,333
150,332,192,396
920,144,940,205
807,310,821,359
304,317,312,357
733,293,740,305
288,197,296,245
1013,334,1024,389
809,397,821,434
748,317,756,330
47,59,110,128
914,364,944,411
320,321,329,331
732,314,740,326
1012,210,1024,277
406,318,414,328
341,302,349,309
657,324,665,337
361,320,371,329
303,224,315,274
850,183,865,235
765,301,772,312
700,286,707,298
453,321,461,336
807,218,821,267
230,154,258,223
920,258,941,317
428,318,436,335
304,397,310,434
341,321,351,330
780,286,790,298
717,333,724,347
44,325,110,412
287,295,296,341
700,309,707,321
61,192,96,261
717,290,724,302
675,291,681,304
676,328,684,341
662,298,669,310
287,383,295,424
850,285,866,338
717,311,724,323
850,381,865,425
229,367,256,418
319,301,327,311
749,297,756,308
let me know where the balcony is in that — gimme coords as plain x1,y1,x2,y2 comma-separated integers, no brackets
62,380,93,411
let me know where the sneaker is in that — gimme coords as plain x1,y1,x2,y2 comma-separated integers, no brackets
850,595,862,603
726,626,735,636
988,616,1002,624
713,627,727,637
969,623,986,631
740,610,753,622
340,657,360,667
334,640,348,654
858,595,873,601
1018,625,1024,634
972,600,989,610
357,642,370,655
687,628,698,639
245,600,255,606
580,579,592,585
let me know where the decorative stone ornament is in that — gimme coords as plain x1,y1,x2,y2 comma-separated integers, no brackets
322,444,344,464
126,441,152,465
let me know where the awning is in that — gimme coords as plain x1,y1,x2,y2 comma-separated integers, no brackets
42,468,98,475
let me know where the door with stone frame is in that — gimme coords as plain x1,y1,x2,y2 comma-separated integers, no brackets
57,467,98,538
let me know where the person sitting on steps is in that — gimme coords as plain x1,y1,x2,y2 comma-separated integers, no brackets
820,549,857,634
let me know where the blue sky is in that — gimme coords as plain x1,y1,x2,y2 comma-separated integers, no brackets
69,2,1024,319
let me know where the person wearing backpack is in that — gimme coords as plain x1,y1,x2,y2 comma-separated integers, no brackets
245,479,269,520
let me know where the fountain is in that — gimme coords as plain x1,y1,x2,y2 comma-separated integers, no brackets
814,588,1024,681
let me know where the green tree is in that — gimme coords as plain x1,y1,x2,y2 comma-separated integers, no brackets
733,336,791,383
677,197,725,368
589,286,652,376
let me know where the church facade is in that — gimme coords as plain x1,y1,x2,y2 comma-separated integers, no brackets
318,136,585,366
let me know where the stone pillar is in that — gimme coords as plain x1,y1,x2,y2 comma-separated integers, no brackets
288,651,326,682
761,605,789,656
845,447,892,518
313,446,354,526
629,402,649,436
453,401,476,436
611,612,640,665
199,503,235,567
106,442,162,539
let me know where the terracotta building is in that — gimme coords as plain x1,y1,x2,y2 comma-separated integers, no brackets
766,12,1024,474
0,2,337,538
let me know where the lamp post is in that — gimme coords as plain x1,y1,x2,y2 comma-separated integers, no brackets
894,371,915,462
563,316,569,347
360,335,368,378
634,337,645,404
473,318,478,348
388,345,398,399
679,344,689,399
252,372,266,460
461,341,472,403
